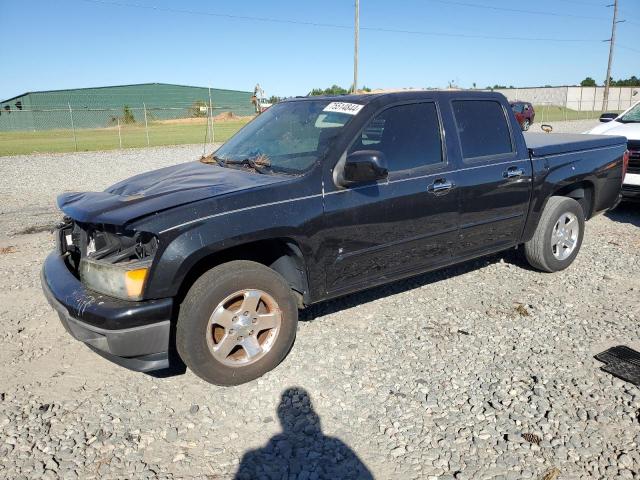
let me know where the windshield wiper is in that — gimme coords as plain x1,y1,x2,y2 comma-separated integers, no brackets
222,156,272,174
200,154,228,167
212,155,228,167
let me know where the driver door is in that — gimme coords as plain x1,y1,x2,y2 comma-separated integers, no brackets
318,101,460,296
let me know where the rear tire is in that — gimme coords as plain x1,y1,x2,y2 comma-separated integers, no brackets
176,260,298,386
524,196,585,272
521,119,531,131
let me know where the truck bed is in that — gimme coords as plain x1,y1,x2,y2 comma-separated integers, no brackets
524,132,626,158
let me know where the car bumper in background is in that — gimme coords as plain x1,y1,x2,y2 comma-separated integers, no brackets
622,173,640,201
41,252,173,372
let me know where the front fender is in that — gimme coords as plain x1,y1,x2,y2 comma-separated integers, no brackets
143,196,322,299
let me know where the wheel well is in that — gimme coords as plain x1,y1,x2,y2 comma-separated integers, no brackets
553,182,594,219
176,238,310,308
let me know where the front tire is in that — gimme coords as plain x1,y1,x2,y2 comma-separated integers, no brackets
176,260,298,386
521,119,531,131
524,196,585,272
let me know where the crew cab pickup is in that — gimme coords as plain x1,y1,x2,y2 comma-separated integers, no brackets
41,91,628,385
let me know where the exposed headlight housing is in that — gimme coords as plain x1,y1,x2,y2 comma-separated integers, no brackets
60,223,159,301
80,258,151,301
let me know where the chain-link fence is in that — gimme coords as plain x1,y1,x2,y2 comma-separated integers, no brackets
532,101,623,123
0,104,254,156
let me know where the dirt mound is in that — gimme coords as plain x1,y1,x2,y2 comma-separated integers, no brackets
155,113,255,125
212,112,255,123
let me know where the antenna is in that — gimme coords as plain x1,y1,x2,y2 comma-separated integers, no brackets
353,0,359,93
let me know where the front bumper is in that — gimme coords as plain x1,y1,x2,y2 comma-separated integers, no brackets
622,173,640,201
622,185,640,202
41,252,173,372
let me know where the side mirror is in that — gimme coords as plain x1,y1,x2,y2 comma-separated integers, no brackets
338,150,388,187
599,112,618,123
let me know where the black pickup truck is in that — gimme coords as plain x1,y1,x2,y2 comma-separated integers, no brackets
41,91,628,385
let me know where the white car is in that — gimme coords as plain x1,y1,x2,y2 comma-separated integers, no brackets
585,101,640,201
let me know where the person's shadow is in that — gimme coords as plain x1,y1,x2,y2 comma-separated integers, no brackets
235,387,374,480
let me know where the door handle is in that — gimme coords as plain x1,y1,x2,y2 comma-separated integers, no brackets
503,166,524,178
427,179,455,194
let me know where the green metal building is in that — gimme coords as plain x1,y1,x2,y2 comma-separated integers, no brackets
0,83,254,131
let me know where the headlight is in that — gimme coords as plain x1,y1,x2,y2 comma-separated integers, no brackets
79,258,151,301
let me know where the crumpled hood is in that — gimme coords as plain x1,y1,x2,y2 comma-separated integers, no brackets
57,161,290,226
584,121,640,139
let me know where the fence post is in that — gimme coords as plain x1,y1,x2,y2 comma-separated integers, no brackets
617,88,622,113
209,89,215,146
68,103,78,152
117,117,122,148
577,87,582,120
143,103,150,147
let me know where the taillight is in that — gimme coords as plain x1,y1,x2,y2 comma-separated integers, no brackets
622,150,629,180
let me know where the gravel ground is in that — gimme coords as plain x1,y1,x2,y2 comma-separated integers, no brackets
1,124,639,480
538,119,599,134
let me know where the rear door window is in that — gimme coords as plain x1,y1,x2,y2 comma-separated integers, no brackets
349,102,443,177
453,100,513,160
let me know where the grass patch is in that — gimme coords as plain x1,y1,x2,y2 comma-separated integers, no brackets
0,119,251,156
532,106,617,123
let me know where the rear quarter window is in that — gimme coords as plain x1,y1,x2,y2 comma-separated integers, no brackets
453,100,513,160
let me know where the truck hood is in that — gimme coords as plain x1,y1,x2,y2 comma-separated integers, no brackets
57,161,290,226
584,120,640,139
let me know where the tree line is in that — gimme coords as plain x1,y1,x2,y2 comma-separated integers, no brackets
580,76,640,87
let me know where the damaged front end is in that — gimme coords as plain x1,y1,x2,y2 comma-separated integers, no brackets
57,217,159,301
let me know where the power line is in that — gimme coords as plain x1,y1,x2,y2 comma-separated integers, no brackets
73,0,605,44
429,0,607,21
76,0,355,30
618,44,640,54
553,0,609,7
362,26,597,43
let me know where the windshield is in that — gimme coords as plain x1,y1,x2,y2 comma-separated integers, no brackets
618,103,640,123
213,100,356,174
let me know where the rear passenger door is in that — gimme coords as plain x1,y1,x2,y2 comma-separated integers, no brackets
321,101,460,295
451,99,532,257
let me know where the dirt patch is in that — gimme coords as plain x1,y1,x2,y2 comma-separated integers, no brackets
0,246,17,254
154,117,207,126
154,112,255,125
17,224,56,235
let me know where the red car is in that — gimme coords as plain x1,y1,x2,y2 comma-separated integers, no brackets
510,101,535,131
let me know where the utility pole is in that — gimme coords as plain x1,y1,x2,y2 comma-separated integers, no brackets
602,0,621,111
353,0,359,93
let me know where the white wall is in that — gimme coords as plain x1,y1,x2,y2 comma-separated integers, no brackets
492,86,639,111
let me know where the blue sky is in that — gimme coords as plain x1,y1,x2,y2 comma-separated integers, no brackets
1,0,638,100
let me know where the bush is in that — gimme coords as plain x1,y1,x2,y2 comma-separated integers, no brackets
190,100,208,118
122,105,135,124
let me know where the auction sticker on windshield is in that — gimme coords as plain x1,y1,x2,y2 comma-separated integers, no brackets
323,102,364,115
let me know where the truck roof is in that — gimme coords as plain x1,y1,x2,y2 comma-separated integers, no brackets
284,90,506,105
